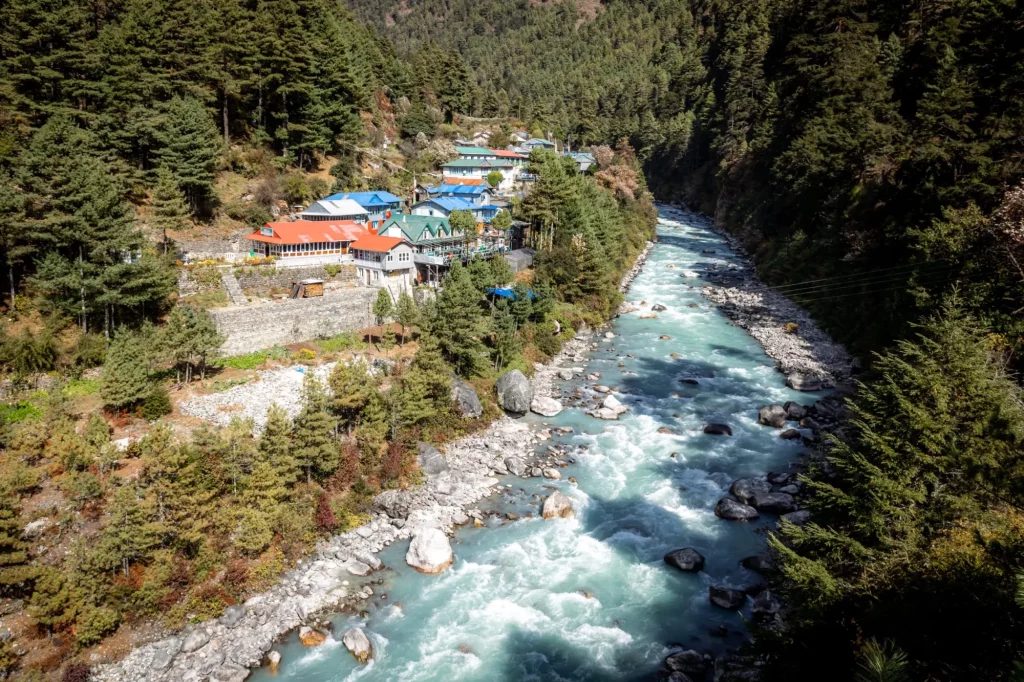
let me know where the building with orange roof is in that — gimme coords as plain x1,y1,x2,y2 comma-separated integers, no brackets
246,220,371,266
349,233,415,291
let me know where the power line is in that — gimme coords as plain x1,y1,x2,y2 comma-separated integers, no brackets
770,263,957,297
787,272,962,304
769,259,949,291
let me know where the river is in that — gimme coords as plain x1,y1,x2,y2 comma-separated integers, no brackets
250,205,818,682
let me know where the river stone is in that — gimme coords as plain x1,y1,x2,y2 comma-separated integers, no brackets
557,369,574,380
342,627,373,663
531,396,563,417
267,651,281,671
665,649,709,675
406,528,454,574
417,443,448,476
220,605,245,628
751,590,782,621
542,468,561,480
781,510,811,526
786,373,822,392
714,498,759,521
750,491,797,514
741,555,773,574
703,423,732,436
709,586,747,610
150,645,176,671
542,491,574,519
504,456,526,476
375,489,412,518
757,404,787,428
344,559,373,576
181,628,210,653
451,379,483,419
784,401,807,420
652,303,667,311
729,479,772,505
210,664,249,682
664,548,705,573
779,484,799,495
780,428,801,440
496,370,533,414
299,626,327,646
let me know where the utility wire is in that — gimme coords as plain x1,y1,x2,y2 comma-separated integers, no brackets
770,263,957,297
769,259,949,291
788,272,961,304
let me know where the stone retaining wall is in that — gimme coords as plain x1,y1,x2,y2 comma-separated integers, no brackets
210,289,378,355
232,264,357,293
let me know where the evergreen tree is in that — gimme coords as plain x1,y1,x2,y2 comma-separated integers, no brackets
293,374,338,482
396,290,420,344
429,262,486,376
101,329,150,411
258,405,299,487
373,287,394,324
0,495,32,592
329,361,379,431
163,304,224,383
150,168,191,250
98,484,154,578
155,97,221,213
27,567,76,632
140,425,211,553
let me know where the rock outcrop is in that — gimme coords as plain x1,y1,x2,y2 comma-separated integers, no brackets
530,396,563,417
451,379,482,419
342,627,373,663
405,528,454,574
495,370,533,414
542,491,574,519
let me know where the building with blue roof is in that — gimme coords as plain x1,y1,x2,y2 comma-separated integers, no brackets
412,196,499,224
425,183,494,204
324,191,405,230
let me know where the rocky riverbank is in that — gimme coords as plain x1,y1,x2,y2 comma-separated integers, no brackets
661,205,856,391
94,243,651,682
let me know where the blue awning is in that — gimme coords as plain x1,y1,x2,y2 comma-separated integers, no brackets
485,287,537,300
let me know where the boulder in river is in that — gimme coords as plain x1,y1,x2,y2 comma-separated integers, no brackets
750,491,797,514
757,404,787,428
531,396,563,417
417,443,448,476
715,498,759,521
741,555,774,574
781,510,811,526
342,627,373,663
495,370,533,414
299,626,326,647
664,548,705,573
786,373,823,392
504,456,526,476
709,586,747,610
406,528,454,574
783,401,807,420
703,423,732,436
451,379,482,419
542,491,574,519
780,428,801,440
542,468,561,480
665,650,709,676
751,590,782,621
652,304,667,312
729,479,771,505
267,651,281,672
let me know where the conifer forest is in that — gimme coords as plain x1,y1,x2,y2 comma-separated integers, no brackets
1,0,1023,680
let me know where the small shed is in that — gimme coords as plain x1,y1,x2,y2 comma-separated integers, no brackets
291,278,324,298
503,248,535,273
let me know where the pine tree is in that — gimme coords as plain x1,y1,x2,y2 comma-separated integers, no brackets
27,567,76,632
150,168,191,251
329,361,379,431
396,290,420,344
428,262,486,376
293,374,338,482
155,97,221,213
140,425,211,553
0,496,32,593
258,405,299,487
373,287,393,324
98,484,154,578
163,304,225,383
101,329,150,411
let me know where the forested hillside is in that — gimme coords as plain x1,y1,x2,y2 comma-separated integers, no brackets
356,0,1024,361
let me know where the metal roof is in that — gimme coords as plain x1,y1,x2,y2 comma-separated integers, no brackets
456,146,496,156
441,158,513,168
325,191,404,207
299,198,369,218
248,220,370,245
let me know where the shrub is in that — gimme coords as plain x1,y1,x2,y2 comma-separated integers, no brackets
61,663,91,682
316,332,363,353
0,401,41,425
63,378,100,399
234,509,273,555
784,322,799,334
71,333,107,371
141,384,172,420
323,264,342,278
75,606,121,646
315,493,337,532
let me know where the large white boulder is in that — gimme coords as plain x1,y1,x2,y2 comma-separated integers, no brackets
542,491,575,519
405,527,454,574
531,396,563,417
342,627,373,663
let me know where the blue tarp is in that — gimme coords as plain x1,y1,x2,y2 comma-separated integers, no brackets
486,287,537,300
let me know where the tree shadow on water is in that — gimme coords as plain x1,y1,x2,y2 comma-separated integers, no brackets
501,626,661,682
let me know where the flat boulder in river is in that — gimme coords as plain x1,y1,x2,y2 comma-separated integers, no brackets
729,478,771,505
750,491,797,514
709,586,747,610
406,528,454,574
703,423,732,436
786,373,823,392
531,395,563,417
342,627,373,663
666,650,709,676
542,491,574,519
715,498,759,521
495,370,533,414
664,548,705,572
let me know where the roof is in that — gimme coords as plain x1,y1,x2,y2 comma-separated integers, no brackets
524,138,556,147
349,234,407,252
426,183,493,197
439,178,486,186
381,215,456,243
417,197,476,213
325,191,404,207
566,152,595,161
456,146,496,156
248,220,369,245
299,198,369,218
491,149,527,159
442,158,513,169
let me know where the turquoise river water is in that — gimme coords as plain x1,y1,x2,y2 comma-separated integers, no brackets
250,205,819,682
